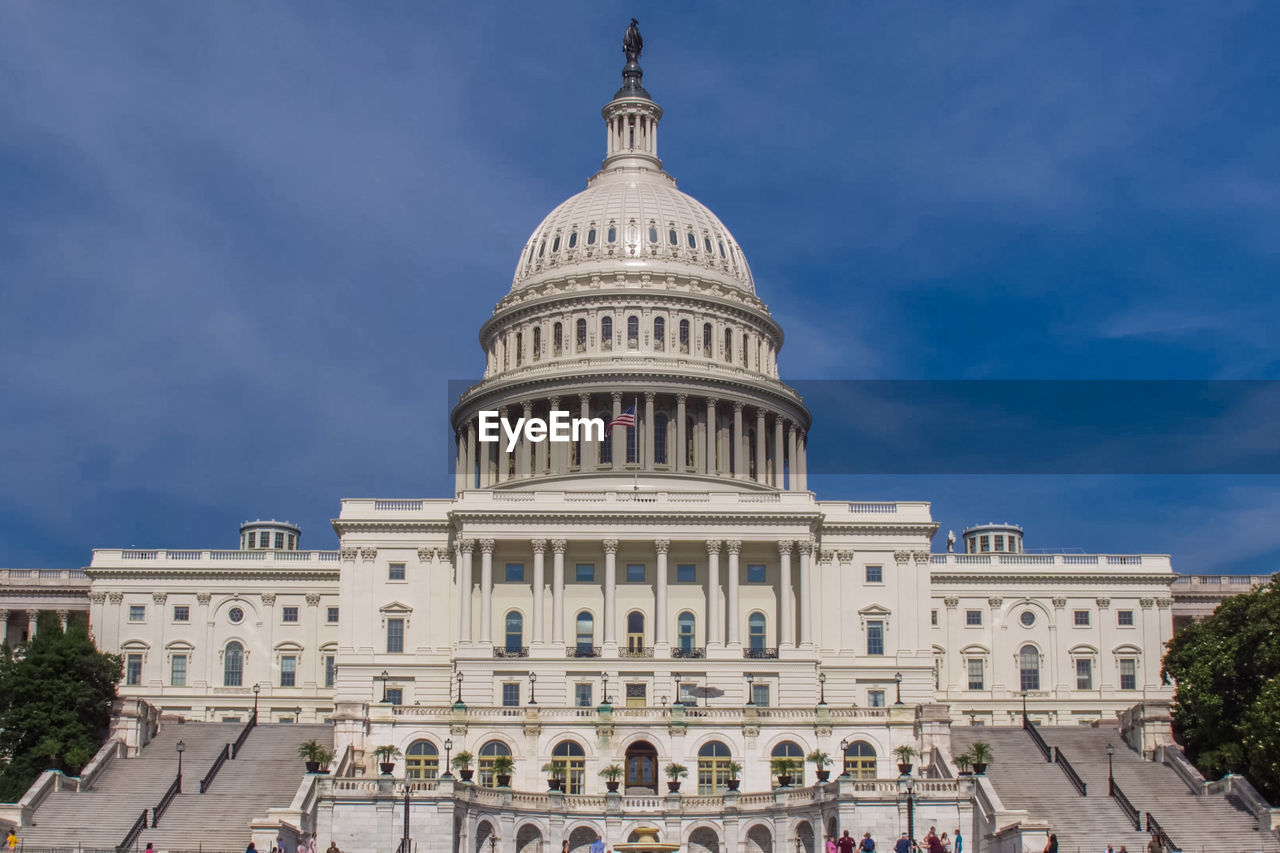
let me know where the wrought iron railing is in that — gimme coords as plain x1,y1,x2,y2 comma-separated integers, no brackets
1053,747,1087,796
1023,717,1052,762
231,713,256,758
672,646,707,659
566,645,602,658
744,647,780,659
1110,779,1141,830
494,646,529,658
200,743,231,793
151,775,180,826
620,646,653,658
117,809,148,853
1146,812,1178,852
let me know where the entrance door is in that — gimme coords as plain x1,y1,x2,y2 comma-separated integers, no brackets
625,740,659,792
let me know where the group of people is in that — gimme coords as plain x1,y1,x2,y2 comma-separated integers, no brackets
241,838,342,853
828,827,962,853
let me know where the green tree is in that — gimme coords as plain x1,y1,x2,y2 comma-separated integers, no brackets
0,620,122,800
1162,576,1280,801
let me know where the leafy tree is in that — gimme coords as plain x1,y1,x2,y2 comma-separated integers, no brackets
1162,576,1280,801
0,617,121,800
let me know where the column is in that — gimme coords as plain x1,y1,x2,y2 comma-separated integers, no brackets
0,610,7,646
458,541,475,644
644,392,656,471
546,397,560,475
27,610,38,639
732,402,745,479
579,394,595,472
603,539,619,649
726,540,741,647
787,422,798,491
611,392,624,471
57,608,69,631
531,540,546,645
773,416,785,488
455,431,466,494
479,539,495,645
655,540,670,648
551,540,567,644
704,398,717,476
778,541,794,649
675,394,687,473
797,432,807,491
798,539,814,646
706,540,722,647
497,408,510,484
755,409,767,485
519,401,534,479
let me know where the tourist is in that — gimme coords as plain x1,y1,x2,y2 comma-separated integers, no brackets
838,830,857,853
326,843,342,853
860,832,876,852
894,834,911,853
1146,835,1163,853
826,836,838,853
940,832,951,853
1043,835,1058,853
5,831,17,851
246,843,258,853
953,830,963,853
925,828,944,853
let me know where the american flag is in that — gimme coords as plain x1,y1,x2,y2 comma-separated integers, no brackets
608,404,636,429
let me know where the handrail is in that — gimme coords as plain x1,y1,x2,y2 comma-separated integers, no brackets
117,808,148,852
200,743,231,793
1023,717,1052,762
1109,778,1141,830
1146,812,1178,853
151,774,180,827
231,713,257,758
1053,747,1087,796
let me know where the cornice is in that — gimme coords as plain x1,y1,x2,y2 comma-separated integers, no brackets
449,509,822,528
819,524,940,537
931,572,1175,586
330,521,453,536
86,568,340,582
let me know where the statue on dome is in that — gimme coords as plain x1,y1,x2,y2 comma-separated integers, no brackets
946,530,956,553
624,18,643,64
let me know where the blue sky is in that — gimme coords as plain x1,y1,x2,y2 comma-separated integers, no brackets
2,2,1278,573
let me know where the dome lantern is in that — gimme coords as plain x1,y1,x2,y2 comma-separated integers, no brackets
602,19,662,171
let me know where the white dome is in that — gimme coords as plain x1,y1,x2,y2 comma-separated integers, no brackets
511,168,756,294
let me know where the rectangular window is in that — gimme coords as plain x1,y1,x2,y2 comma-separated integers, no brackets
575,563,594,582
626,563,645,583
173,605,190,622
625,683,646,707
1076,658,1093,690
274,532,285,550
1074,610,1091,626
385,688,403,706
868,689,885,707
247,532,256,548
751,683,770,707
505,563,525,582
1120,658,1137,690
865,565,883,583
677,564,696,583
746,564,766,583
980,535,990,552
1118,610,1135,626
575,683,593,707
126,653,143,686
967,659,984,690
327,606,340,623
994,535,1005,551
866,620,884,656
930,609,938,626
389,562,406,580
128,605,146,622
324,655,336,688
678,682,697,706
282,606,299,623
386,618,404,653
280,655,296,687
171,654,187,687
502,683,520,707
966,610,983,626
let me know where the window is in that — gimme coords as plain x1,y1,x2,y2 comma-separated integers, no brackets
280,655,296,687
966,610,983,626
576,318,587,349
626,563,645,583
406,740,439,780
677,564,696,583
502,682,520,707
588,227,597,245
274,532,284,550
478,741,511,787
1019,644,1040,691
575,611,594,654
601,316,613,350
751,683,770,707
771,741,802,785
386,618,404,653
994,535,1005,551
668,227,678,246
843,741,877,779
553,741,586,794
532,327,541,360
173,605,190,622
648,226,658,244
126,653,143,686
575,683,593,707
866,620,884,656
980,535,990,552
678,681,697,705
697,741,732,794
568,230,578,249
224,641,243,686
868,690,886,707
627,315,639,348
576,563,595,582
653,317,665,351
677,611,696,651
229,606,244,624
505,563,524,582
282,606,299,623
747,564,765,584
389,562,406,580
245,532,256,548
1073,610,1090,626
129,605,146,622
654,413,668,464
724,327,733,362
626,612,645,654
607,225,617,243
324,655,336,688
1019,610,1036,627
553,322,563,355
865,565,883,583
679,320,690,353
171,654,187,687
1119,658,1137,690
687,231,697,249
967,659,984,690
1076,658,1093,690
385,688,403,706
1117,610,1135,626
505,611,523,652
931,609,938,626
327,607,340,623
551,235,560,252
748,612,766,650
702,323,712,357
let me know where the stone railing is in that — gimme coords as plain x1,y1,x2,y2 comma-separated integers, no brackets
389,705,891,725
91,549,340,566
930,553,1168,568
0,568,90,586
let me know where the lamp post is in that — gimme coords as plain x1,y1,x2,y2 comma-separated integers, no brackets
602,673,610,705
746,673,755,706
672,672,682,706
894,672,904,706
402,782,411,848
818,672,827,706
897,773,917,843
489,834,499,853
1021,689,1028,725
443,738,454,778
176,740,185,793
1106,743,1115,795
839,738,849,777
252,683,260,723
295,706,302,722
381,670,390,703
968,712,978,727
528,672,537,705
455,670,464,705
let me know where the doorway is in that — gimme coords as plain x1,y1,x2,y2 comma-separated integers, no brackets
625,740,659,792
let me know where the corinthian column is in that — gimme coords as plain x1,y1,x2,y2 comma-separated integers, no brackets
706,540,722,648
798,539,814,647
644,392,656,471
579,394,595,473
726,540,742,647
551,539,567,644
479,539,495,646
732,402,745,479
603,539,619,649
675,394,688,473
611,393,624,471
755,409,767,484
458,540,474,645
704,398,717,475
531,539,546,645
787,422,798,491
778,541,794,649
774,416,785,488
654,539,670,649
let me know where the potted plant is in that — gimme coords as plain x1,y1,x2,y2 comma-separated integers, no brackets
600,763,624,792
954,751,974,776
297,739,334,773
894,744,917,775
491,754,515,787
373,744,401,775
452,751,475,782
807,750,832,783
968,742,993,775
543,761,566,791
771,756,799,787
725,761,743,791
665,762,688,793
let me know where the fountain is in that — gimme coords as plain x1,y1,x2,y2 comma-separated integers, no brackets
614,827,681,853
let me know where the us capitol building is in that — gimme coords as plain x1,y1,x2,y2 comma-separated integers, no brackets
37,24,1183,853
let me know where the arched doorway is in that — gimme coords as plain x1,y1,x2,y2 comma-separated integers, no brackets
625,739,659,792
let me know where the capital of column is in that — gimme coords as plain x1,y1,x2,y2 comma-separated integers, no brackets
522,400,533,415
56,609,70,622
732,401,744,413
611,391,623,404
675,393,688,404
0,609,9,620
459,539,476,556
725,539,742,554
706,539,722,556
196,592,212,605
644,391,656,402
152,592,168,604
706,397,718,407
654,539,670,555
777,541,794,556
261,593,277,606
551,539,568,554
479,539,496,554
531,539,547,554
549,396,561,408
602,539,620,554
797,540,814,556
579,393,591,406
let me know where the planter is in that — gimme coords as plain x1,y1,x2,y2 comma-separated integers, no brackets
776,775,793,787
379,762,396,775
897,763,913,775
726,779,740,791
971,763,988,775
605,780,620,792
547,779,562,791
459,769,474,782
815,770,830,782
667,781,681,793
305,761,321,773
496,774,512,787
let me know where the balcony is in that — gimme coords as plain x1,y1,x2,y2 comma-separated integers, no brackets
566,645,602,658
671,646,706,659
619,646,653,659
743,647,779,659
494,646,529,658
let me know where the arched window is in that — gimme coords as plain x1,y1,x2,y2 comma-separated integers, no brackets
653,317,665,351
532,327,541,361
679,320,690,353
553,322,563,356
478,740,510,787
686,416,696,467
748,612,766,650
843,741,877,780
654,413,669,464
601,317,613,350
677,611,696,651
648,225,659,244
627,316,639,349
406,740,439,780
568,230,578,249
588,227,597,245
697,741,732,793
627,611,645,654
552,741,587,794
741,332,749,366
537,240,546,258
1020,644,1040,691
551,235,561,252
724,328,733,362
576,611,595,655
223,640,243,687
607,225,617,243
597,411,612,464
505,611,523,653
668,227,678,246
515,332,524,366
771,740,804,786
687,231,697,250
576,319,587,352
747,427,757,478
702,323,713,358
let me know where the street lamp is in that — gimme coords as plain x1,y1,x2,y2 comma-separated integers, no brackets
672,672,682,706
746,673,755,706
528,672,537,705
455,670,464,705
294,706,302,723
1021,689,1029,724
968,712,978,727
818,672,827,706
1106,743,1115,795
176,740,185,793
380,670,390,703
488,834,499,853
601,673,611,705
443,737,454,778
252,683,260,723
894,672,904,706
896,773,917,843
839,738,849,778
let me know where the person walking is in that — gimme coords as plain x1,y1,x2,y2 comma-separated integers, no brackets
859,833,876,853
1043,835,1058,853
838,831,857,853
894,834,911,853
1146,835,1163,853
5,830,17,851
953,830,962,853
826,836,838,853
